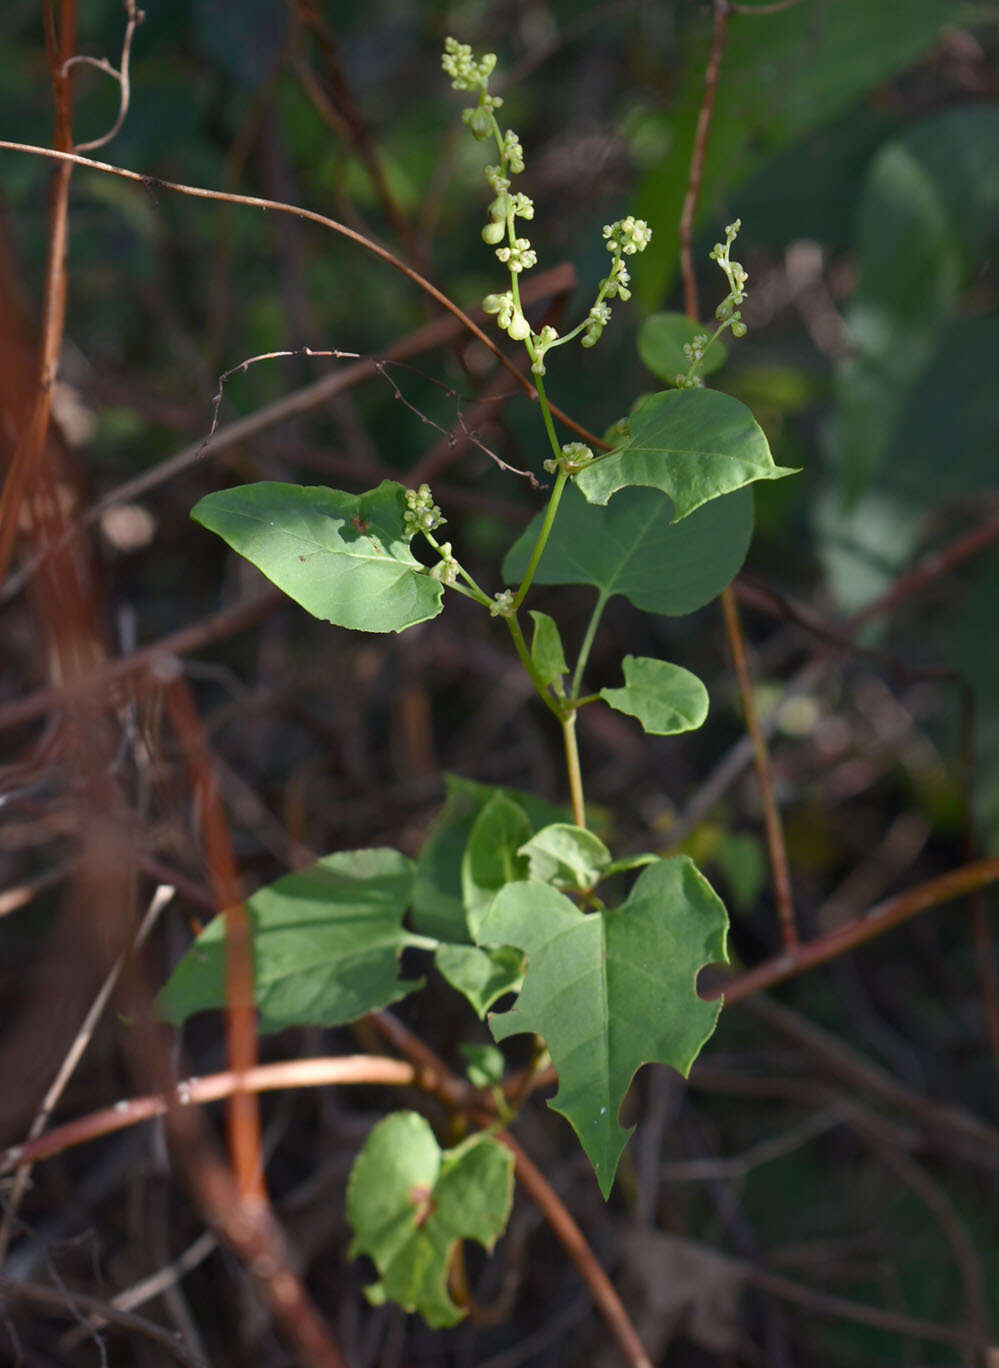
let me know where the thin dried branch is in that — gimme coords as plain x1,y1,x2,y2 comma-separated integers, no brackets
721,584,797,946
0,7,75,591
0,1058,419,1172
0,139,527,408
287,0,425,270
0,884,172,1262
1,262,579,605
64,0,144,153
678,0,729,320
678,0,796,949
0,587,282,732
0,1274,208,1367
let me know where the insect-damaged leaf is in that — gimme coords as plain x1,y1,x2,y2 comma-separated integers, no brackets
476,858,729,1198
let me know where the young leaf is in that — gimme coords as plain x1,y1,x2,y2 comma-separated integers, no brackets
460,1042,507,1088
574,389,798,519
435,943,525,1018
410,776,563,943
347,1112,514,1328
600,656,709,736
461,793,532,936
528,610,568,687
518,823,611,891
191,480,444,633
638,312,727,385
158,849,427,1033
477,858,729,1198
502,483,753,618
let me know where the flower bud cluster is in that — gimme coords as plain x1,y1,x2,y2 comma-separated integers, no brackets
442,37,498,92
444,39,654,379
543,442,595,476
403,483,445,537
603,216,653,256
709,220,749,338
489,588,516,617
582,299,612,349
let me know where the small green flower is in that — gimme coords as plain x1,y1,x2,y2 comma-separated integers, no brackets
496,237,537,273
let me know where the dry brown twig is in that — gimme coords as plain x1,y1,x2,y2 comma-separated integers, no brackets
63,0,144,154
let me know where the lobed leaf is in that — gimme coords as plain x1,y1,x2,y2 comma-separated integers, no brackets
477,858,729,1197
191,480,443,633
347,1112,514,1327
600,655,709,736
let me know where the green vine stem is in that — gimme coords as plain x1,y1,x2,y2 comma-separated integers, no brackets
570,587,611,701
561,711,586,828
511,467,568,610
504,613,562,719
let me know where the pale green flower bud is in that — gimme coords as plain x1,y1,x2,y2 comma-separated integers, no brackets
507,310,531,341
463,106,493,141
482,220,506,245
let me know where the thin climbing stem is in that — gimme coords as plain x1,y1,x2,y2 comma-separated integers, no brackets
571,587,611,700
511,467,569,610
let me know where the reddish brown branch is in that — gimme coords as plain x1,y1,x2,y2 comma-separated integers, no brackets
678,0,729,320
0,6,75,589
495,1131,653,1368
679,0,796,949
160,669,264,1206
720,587,797,945
0,1057,417,1171
711,857,999,1004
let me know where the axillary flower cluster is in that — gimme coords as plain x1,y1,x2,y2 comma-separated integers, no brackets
675,219,751,389
441,36,653,382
